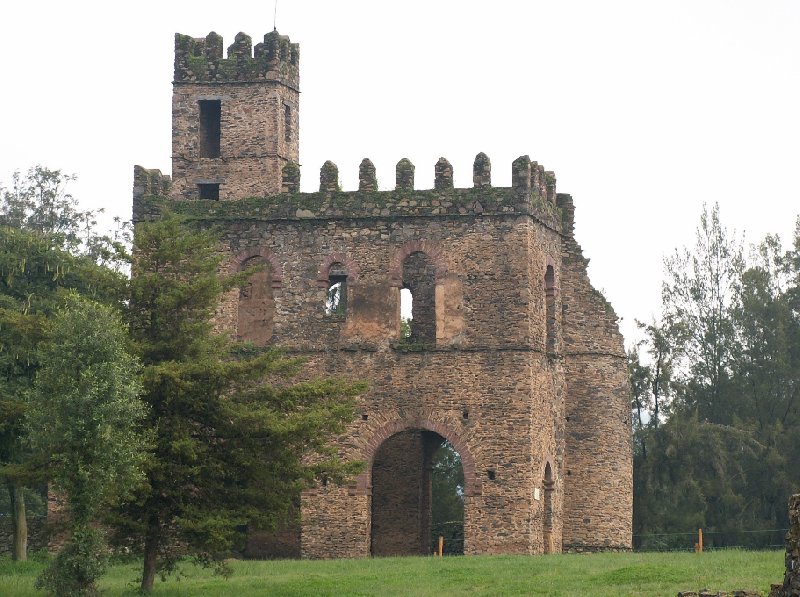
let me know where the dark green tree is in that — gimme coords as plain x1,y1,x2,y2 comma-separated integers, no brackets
27,294,146,596
662,202,744,423
633,209,800,546
0,167,126,561
116,214,363,592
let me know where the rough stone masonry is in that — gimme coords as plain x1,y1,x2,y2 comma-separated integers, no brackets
132,28,633,558
770,493,800,597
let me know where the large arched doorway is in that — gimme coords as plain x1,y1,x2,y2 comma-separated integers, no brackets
370,429,464,556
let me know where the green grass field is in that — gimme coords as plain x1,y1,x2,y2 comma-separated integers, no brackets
0,550,783,596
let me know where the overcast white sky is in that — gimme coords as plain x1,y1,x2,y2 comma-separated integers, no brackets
2,0,798,345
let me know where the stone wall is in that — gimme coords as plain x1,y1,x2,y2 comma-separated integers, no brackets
0,516,46,556
171,31,299,201
558,193,633,552
371,430,440,556
770,493,800,597
132,153,631,558
243,518,301,559
131,26,632,559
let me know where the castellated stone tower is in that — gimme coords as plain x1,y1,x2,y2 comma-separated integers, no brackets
171,30,299,201
132,29,632,558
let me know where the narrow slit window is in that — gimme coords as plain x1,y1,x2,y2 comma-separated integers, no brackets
284,104,292,142
400,287,412,340
199,100,221,158
198,183,220,200
545,265,556,353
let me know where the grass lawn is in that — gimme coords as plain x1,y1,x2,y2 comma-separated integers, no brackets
0,550,783,596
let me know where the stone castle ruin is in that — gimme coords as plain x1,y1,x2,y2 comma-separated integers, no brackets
132,29,633,558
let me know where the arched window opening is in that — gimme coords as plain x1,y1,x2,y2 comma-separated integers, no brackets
324,262,347,318
401,251,436,344
543,461,555,554
371,430,464,556
545,265,556,353
238,256,274,346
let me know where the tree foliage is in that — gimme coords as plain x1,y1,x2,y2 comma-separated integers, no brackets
0,166,129,266
633,206,800,548
0,167,127,562
116,213,363,592
430,441,464,553
28,294,146,595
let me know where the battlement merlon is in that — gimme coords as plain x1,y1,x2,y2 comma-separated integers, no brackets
133,155,570,235
174,30,299,88
132,166,171,221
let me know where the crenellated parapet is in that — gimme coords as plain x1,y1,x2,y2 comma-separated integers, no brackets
132,166,172,222
282,161,301,193
174,29,299,87
135,153,566,233
132,165,171,199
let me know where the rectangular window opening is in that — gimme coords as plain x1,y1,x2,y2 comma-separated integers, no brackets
325,274,347,317
198,183,220,200
284,104,292,143
199,100,221,158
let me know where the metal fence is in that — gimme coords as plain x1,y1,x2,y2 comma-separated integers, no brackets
634,528,788,552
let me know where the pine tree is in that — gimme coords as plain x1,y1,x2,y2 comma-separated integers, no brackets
118,213,363,592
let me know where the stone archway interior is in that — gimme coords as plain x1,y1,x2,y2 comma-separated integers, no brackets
370,429,464,556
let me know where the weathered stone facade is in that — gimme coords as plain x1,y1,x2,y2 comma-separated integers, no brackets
171,30,299,201
770,493,800,597
0,516,46,557
132,29,632,558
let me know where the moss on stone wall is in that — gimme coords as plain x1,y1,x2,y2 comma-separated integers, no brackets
134,186,564,232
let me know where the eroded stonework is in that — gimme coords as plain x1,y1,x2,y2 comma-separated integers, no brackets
132,28,633,558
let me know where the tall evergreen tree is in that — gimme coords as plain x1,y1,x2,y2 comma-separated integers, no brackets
662,202,744,423
633,208,800,547
117,213,363,592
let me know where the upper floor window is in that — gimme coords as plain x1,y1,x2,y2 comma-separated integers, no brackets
325,262,347,318
401,251,437,344
199,100,221,158
198,183,219,200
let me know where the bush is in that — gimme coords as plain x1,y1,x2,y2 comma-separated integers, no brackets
35,526,107,597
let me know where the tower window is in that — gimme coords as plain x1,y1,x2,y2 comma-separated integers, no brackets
198,183,220,200
545,265,556,353
284,104,292,143
199,100,221,158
